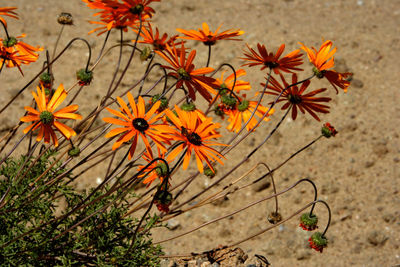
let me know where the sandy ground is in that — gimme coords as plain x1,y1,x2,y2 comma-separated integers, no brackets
1,0,399,266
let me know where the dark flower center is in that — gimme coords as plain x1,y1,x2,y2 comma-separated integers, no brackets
40,111,54,125
264,61,279,69
187,132,202,146
152,40,165,51
203,35,216,46
130,4,144,15
132,118,149,132
289,94,302,104
177,68,191,80
313,67,325,79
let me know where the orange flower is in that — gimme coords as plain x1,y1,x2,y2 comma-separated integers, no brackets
137,149,171,187
177,22,244,46
0,43,28,74
0,7,18,27
87,11,131,36
224,95,274,133
103,94,173,160
134,23,180,51
212,69,250,102
155,43,217,101
165,106,226,173
264,73,331,121
241,43,303,75
179,102,208,123
114,0,160,25
1,34,43,60
82,0,139,35
299,40,352,93
20,84,82,147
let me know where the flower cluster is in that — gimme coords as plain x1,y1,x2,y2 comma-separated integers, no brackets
0,2,351,261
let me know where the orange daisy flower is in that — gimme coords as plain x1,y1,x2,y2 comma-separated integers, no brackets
134,23,180,51
137,149,171,187
20,84,82,147
87,11,131,36
1,34,43,60
179,102,208,123
114,0,160,25
177,22,244,46
264,73,331,121
103,94,173,160
224,95,274,133
82,0,153,35
241,43,303,75
0,43,39,75
165,106,226,173
155,43,217,101
212,69,250,101
0,7,18,27
299,40,352,93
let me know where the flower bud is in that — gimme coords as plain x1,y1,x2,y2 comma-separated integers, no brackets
68,147,81,157
308,232,328,253
57,12,73,25
140,46,152,61
204,166,216,178
76,69,93,86
267,211,282,224
299,213,318,231
181,102,196,112
321,122,338,138
151,94,169,112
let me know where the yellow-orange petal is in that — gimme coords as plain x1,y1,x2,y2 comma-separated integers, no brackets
20,115,39,122
103,117,132,127
105,127,129,138
53,121,74,139
47,84,65,111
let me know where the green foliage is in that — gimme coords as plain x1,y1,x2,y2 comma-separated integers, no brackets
0,150,163,266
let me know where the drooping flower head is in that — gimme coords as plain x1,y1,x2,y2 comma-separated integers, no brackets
224,94,274,133
0,7,18,27
20,84,82,147
137,149,171,187
241,43,303,75
213,69,251,100
299,213,319,231
299,40,352,93
264,73,331,121
321,122,338,138
165,106,226,173
103,94,173,160
177,22,244,46
0,34,43,75
308,232,328,253
155,43,217,101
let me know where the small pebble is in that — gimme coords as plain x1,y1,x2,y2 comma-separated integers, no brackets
167,219,181,230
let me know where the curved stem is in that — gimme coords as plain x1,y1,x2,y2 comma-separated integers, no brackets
252,135,323,185
316,200,331,237
155,177,317,244
258,162,278,214
0,37,94,114
0,20,10,40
